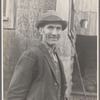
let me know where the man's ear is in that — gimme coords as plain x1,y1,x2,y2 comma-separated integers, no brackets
39,27,43,34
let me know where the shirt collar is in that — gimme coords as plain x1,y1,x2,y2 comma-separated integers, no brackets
42,42,56,54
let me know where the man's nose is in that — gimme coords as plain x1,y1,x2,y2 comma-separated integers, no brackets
52,29,58,35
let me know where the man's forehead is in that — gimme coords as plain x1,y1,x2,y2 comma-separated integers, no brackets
44,23,62,27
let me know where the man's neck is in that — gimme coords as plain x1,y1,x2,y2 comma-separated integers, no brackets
42,42,56,52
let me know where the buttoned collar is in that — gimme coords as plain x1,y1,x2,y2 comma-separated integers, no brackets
42,42,56,54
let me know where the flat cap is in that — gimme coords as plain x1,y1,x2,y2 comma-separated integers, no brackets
35,10,67,31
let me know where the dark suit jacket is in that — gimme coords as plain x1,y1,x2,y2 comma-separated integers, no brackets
6,43,67,100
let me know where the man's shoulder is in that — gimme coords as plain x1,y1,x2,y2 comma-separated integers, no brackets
21,43,46,59
23,46,41,56
17,46,42,62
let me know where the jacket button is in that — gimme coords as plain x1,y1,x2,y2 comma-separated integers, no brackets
54,83,57,86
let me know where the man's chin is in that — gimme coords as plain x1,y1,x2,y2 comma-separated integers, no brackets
47,42,58,46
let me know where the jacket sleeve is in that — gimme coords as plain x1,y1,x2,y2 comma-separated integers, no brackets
6,50,38,100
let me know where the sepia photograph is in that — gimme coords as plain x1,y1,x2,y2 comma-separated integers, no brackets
3,0,98,100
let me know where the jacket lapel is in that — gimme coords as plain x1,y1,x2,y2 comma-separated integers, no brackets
55,53,67,98
38,43,59,84
38,43,67,98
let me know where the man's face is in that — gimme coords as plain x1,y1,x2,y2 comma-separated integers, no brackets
40,23,62,46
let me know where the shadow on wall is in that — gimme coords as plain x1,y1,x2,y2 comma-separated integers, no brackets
72,35,97,92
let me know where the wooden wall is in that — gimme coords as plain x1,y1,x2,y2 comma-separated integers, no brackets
73,0,97,36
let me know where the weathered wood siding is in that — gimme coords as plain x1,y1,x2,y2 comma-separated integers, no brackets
74,0,97,35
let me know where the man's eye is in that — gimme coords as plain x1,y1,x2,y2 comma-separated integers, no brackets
57,27,62,30
48,26,54,29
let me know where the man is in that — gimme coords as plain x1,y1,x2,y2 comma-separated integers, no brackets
6,10,68,100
